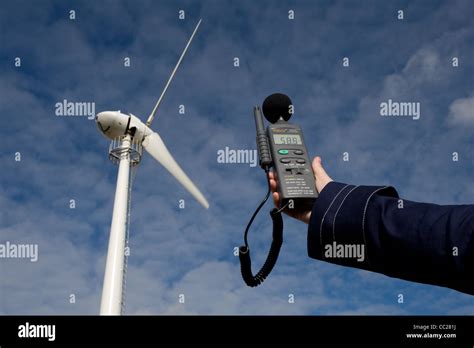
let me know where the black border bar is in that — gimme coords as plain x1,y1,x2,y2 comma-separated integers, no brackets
1,315,473,345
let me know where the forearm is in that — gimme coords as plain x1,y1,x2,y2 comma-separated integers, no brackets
308,182,474,295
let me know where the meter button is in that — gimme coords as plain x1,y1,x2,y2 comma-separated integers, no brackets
278,149,289,155
280,158,291,164
293,150,304,155
296,159,306,164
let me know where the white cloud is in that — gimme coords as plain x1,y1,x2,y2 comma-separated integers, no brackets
448,96,474,126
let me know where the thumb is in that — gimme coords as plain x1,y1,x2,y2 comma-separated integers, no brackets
312,156,329,179
312,156,332,192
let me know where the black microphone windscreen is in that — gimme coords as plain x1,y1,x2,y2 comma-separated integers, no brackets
262,93,293,123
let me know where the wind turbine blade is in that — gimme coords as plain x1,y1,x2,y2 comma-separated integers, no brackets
146,19,202,127
142,127,209,209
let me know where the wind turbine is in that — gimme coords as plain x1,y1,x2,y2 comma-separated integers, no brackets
95,19,208,315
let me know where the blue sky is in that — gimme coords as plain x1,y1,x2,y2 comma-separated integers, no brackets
0,0,473,314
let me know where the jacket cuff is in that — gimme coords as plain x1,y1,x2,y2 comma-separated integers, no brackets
307,181,398,269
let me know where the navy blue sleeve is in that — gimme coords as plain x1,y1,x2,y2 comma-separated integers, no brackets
307,181,474,295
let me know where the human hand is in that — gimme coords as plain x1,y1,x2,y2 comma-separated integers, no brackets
268,156,333,224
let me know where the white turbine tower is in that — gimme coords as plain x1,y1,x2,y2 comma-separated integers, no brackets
95,19,208,315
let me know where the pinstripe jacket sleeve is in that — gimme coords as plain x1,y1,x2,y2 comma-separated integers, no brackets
307,181,474,295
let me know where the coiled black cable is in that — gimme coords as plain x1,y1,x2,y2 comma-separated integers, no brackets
239,170,284,287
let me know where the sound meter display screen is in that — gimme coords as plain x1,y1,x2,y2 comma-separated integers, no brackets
273,134,302,145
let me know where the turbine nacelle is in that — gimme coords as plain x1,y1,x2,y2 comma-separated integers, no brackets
96,111,147,141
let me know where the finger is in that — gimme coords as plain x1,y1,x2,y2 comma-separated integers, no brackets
269,179,278,192
272,192,279,207
268,171,275,180
312,156,331,182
